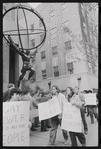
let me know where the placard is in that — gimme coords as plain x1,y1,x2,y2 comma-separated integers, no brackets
61,102,82,133
84,93,97,105
3,101,30,146
38,96,61,121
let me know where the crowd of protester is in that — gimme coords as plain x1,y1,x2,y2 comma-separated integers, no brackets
3,83,98,147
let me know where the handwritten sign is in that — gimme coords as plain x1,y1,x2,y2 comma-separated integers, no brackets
84,94,97,105
3,101,30,146
38,96,61,121
61,102,82,133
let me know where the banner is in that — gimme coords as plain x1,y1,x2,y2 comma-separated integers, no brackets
84,93,97,105
3,101,30,146
38,96,61,121
61,102,82,133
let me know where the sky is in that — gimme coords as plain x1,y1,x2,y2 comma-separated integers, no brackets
28,3,41,8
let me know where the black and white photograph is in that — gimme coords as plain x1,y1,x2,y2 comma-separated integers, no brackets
3,2,98,147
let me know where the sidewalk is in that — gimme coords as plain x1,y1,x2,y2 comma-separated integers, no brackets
29,116,98,146
30,125,71,146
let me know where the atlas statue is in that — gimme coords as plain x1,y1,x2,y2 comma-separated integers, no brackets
3,4,46,88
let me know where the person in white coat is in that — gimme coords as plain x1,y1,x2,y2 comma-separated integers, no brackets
48,85,69,146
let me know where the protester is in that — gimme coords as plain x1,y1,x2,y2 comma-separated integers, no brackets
3,83,15,102
34,91,51,131
32,90,40,129
74,86,88,134
8,88,33,132
27,90,39,131
8,88,22,102
87,90,98,124
48,85,69,146
66,87,86,146
38,92,50,132
4,84,23,102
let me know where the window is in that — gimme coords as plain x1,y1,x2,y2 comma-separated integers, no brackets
67,62,74,74
31,39,35,48
50,28,57,39
30,23,34,32
53,66,59,77
63,26,69,33
41,51,45,59
40,34,44,42
63,21,69,33
39,19,43,28
65,40,72,50
52,46,58,55
42,70,46,79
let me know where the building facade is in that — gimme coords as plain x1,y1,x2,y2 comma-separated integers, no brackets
3,3,98,92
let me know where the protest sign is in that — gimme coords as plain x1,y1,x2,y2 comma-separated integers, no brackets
84,93,97,105
61,102,82,133
3,101,30,146
38,96,61,121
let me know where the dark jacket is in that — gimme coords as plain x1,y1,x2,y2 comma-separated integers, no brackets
35,96,51,103
3,88,22,102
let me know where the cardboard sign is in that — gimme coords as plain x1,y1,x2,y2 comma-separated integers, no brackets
61,102,82,133
84,94,97,105
38,96,61,121
3,101,30,146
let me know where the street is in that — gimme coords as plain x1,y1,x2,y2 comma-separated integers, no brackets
30,115,98,146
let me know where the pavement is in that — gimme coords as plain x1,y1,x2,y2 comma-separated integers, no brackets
29,115,98,147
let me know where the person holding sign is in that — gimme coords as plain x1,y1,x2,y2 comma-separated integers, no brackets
48,85,69,146
74,86,88,135
86,90,98,124
3,83,15,102
66,87,86,147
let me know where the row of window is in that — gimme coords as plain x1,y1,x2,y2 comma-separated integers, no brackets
42,62,74,79
38,41,72,60
37,60,95,80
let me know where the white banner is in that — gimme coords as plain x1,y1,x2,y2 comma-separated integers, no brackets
61,102,82,133
38,96,61,121
3,101,30,146
84,94,97,105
